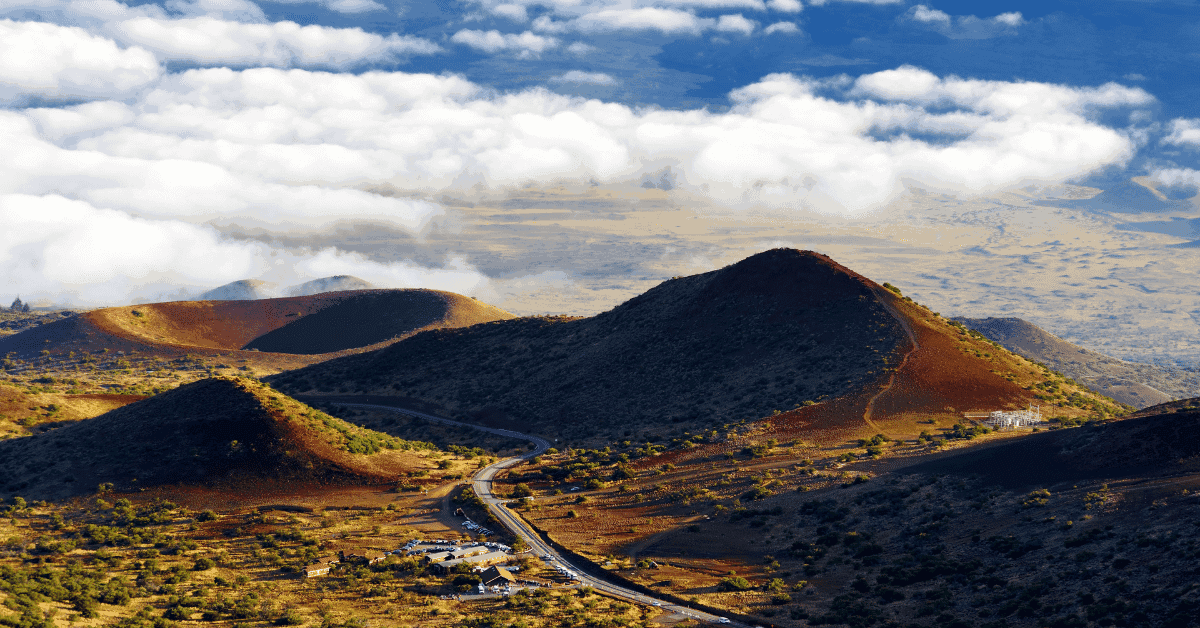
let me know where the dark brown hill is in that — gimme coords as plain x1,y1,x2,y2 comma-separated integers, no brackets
955,316,1196,408
270,249,1119,443
0,289,514,366
0,377,421,500
906,399,1200,487
243,290,505,354
272,249,906,438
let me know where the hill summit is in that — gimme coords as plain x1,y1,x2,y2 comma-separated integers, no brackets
272,249,1124,443
0,289,514,363
199,279,279,301
0,377,420,500
272,249,912,437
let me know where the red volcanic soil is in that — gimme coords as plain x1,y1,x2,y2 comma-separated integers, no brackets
271,249,915,439
868,290,1031,419
64,393,148,404
0,289,513,366
272,249,1112,445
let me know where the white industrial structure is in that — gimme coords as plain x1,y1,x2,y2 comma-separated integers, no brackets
984,404,1042,429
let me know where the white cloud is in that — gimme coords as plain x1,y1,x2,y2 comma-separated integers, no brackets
1146,168,1200,201
908,4,949,26
292,249,494,298
807,0,899,4
26,101,136,142
767,0,802,12
574,8,713,35
109,17,440,68
656,0,767,9
715,13,755,35
991,11,1022,27
530,14,569,33
0,193,514,307
451,29,559,55
763,21,799,34
491,3,529,21
0,19,161,104
64,65,1150,212
0,64,1159,304
566,41,595,54
268,0,388,14
163,0,266,20
1124,73,1147,82
1,103,446,231
0,2,440,70
0,193,266,301
549,70,617,85
0,0,261,23
1163,118,1200,148
526,4,777,36
903,5,1025,39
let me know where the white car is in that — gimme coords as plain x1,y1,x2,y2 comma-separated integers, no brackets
717,618,730,624
651,601,661,607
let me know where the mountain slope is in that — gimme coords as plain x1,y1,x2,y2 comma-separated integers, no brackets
199,279,279,301
285,275,375,297
270,249,1122,442
0,290,514,366
907,398,1200,486
0,377,422,500
955,316,1198,407
245,290,509,355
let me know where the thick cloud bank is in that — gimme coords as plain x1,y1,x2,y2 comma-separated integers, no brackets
0,19,161,104
0,0,441,77
0,27,1155,307
39,65,1148,214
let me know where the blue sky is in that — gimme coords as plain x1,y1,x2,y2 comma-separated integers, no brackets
240,0,1200,119
1,0,1199,318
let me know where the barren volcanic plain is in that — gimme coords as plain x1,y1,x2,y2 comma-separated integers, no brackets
1,249,1197,628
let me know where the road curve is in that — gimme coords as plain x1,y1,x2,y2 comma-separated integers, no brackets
341,403,745,627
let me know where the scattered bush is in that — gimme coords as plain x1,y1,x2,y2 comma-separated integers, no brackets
719,576,752,591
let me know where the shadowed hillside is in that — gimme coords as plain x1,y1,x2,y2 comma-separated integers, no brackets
272,249,906,437
955,316,1199,407
905,398,1200,487
269,249,1122,443
0,377,427,500
0,289,514,367
245,290,508,355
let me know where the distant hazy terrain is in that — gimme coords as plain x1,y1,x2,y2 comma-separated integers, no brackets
956,316,1200,408
214,179,1200,368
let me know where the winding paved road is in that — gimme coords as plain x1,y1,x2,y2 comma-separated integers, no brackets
342,403,745,627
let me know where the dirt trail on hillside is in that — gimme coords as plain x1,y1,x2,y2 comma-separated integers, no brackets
861,286,921,433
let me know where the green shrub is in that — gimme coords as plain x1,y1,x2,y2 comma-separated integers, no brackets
744,485,772,500
719,576,752,591
1022,489,1051,509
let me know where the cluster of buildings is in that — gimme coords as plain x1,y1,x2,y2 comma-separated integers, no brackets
305,539,515,578
302,549,388,578
982,405,1043,429
407,540,513,574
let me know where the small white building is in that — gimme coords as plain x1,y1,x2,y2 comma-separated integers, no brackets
432,550,511,574
984,405,1042,429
